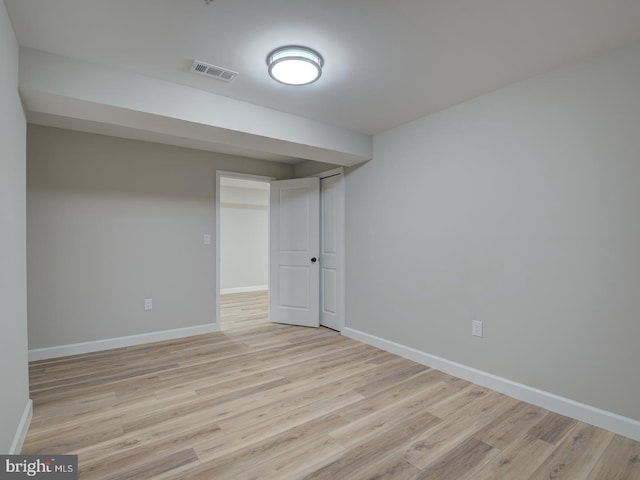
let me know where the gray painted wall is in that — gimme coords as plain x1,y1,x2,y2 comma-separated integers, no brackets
27,125,292,349
346,42,640,421
0,1,30,453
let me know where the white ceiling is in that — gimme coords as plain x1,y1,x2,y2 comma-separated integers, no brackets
7,0,640,160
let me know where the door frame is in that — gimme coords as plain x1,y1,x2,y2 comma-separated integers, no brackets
215,170,275,329
214,167,345,332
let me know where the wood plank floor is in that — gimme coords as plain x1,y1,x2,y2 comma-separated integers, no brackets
24,291,640,479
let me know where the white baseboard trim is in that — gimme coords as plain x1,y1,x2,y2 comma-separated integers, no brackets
220,285,268,295
9,399,32,454
29,323,220,362
342,327,640,441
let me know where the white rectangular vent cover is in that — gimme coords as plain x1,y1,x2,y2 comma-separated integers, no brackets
190,60,238,82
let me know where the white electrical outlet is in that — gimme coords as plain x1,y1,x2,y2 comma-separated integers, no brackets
472,320,483,337
203,234,211,245
144,298,153,311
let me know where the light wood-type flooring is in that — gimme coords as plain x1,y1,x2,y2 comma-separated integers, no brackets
24,291,640,479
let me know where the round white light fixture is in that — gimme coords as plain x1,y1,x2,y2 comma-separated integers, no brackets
266,46,324,86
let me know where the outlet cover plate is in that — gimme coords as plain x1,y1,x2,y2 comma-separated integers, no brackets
472,320,483,337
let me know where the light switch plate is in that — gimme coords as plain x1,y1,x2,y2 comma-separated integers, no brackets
472,320,483,337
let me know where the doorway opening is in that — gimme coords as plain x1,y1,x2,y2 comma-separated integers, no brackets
269,169,345,331
216,173,272,332
215,168,345,333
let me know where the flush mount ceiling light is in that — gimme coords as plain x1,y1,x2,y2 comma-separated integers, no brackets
266,46,324,86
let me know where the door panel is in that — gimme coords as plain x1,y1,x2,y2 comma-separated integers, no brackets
322,268,337,314
279,266,310,308
320,175,344,331
279,188,311,251
270,178,320,327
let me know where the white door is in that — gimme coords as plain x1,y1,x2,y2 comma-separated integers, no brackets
320,174,344,331
269,177,320,327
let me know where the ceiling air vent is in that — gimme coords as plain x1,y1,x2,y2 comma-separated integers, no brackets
190,60,238,83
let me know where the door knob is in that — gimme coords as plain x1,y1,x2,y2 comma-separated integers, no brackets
311,257,317,263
